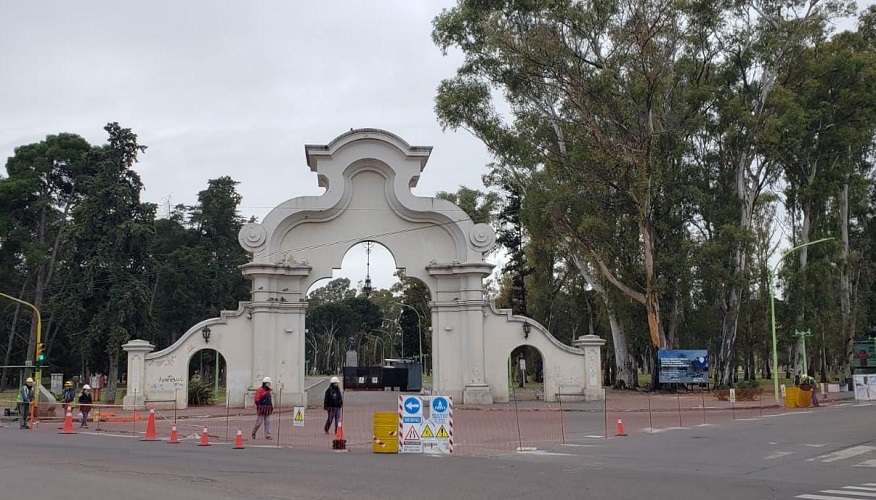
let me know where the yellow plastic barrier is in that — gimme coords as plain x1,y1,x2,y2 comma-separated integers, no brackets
797,386,813,408
784,387,800,408
373,412,398,453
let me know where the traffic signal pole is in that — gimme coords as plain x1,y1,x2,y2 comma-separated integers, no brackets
0,292,43,429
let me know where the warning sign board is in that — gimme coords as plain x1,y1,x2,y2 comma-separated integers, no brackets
399,395,423,454
436,425,450,438
421,423,436,444
293,406,305,427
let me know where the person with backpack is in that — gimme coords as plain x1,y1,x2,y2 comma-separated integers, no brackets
61,380,75,411
251,377,273,440
16,377,35,429
77,384,93,428
323,376,343,434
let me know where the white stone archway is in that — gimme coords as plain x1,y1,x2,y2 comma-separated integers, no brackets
124,129,604,409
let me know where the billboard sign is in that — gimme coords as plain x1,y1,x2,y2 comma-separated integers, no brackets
852,340,876,370
658,350,709,383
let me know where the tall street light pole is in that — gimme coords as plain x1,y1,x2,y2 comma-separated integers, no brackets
769,237,833,403
394,302,424,378
0,292,42,429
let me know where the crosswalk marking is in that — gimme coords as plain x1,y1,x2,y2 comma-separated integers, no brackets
816,446,876,463
765,451,794,460
796,484,876,500
854,460,876,468
819,490,876,498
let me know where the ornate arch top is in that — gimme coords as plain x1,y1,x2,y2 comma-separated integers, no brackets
238,129,496,286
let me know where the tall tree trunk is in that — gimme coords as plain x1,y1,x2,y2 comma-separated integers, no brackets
839,178,855,378
572,254,635,389
794,197,813,375
106,351,119,404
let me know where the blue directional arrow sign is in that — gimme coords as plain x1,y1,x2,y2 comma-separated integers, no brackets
403,396,421,415
432,396,448,414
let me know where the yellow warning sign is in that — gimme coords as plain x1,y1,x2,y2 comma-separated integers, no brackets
436,425,450,438
293,406,305,427
421,425,434,438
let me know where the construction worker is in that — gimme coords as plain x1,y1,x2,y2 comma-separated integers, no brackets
61,380,75,412
78,385,93,428
323,376,343,434
16,377,35,429
801,375,820,407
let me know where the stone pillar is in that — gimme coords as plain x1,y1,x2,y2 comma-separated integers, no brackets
122,340,155,409
573,335,606,401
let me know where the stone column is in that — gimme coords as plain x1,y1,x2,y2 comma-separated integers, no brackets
122,340,155,409
573,335,606,401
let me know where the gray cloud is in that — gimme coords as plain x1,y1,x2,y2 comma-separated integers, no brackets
1,1,495,290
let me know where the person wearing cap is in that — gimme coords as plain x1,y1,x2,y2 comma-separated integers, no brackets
251,377,274,440
61,380,76,412
77,385,93,428
16,377,35,429
323,376,343,434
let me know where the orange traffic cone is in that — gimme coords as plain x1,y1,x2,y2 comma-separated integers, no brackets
141,407,158,441
332,416,347,451
233,428,245,450
59,410,76,434
168,424,179,444
198,427,211,446
616,418,627,437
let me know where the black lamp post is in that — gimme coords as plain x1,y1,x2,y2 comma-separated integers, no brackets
522,321,531,339
201,326,211,343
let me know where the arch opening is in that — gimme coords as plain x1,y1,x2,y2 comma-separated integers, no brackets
187,348,227,406
508,345,546,401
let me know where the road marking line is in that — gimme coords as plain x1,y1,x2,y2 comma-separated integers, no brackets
764,451,794,460
803,444,828,448
798,495,869,500
843,487,876,492
853,460,876,468
820,490,876,498
817,446,876,463
584,435,604,439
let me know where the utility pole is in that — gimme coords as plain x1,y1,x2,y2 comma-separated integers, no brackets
795,330,812,376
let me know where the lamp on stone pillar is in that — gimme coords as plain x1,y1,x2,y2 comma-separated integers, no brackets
522,321,531,339
201,326,211,343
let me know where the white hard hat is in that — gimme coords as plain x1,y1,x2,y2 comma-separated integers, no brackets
330,376,340,384
262,377,272,384
83,384,91,390
25,377,34,384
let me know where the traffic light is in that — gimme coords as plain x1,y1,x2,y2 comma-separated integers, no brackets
36,342,45,363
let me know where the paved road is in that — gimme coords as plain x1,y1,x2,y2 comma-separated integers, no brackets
1,400,872,499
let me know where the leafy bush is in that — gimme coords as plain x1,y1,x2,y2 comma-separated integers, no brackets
188,375,215,406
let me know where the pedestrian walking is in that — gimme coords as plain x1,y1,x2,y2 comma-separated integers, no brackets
16,377,35,429
78,384,93,428
251,377,273,440
323,376,343,434
61,380,75,412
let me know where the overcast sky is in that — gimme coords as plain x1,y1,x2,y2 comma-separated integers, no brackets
0,1,495,291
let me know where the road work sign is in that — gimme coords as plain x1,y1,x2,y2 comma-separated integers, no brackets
293,406,305,427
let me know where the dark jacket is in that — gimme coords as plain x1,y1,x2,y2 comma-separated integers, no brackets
62,388,75,404
324,385,343,409
78,392,92,412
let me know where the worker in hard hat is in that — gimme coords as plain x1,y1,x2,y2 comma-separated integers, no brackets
323,376,343,434
61,380,76,413
16,377,35,429
251,376,274,440
78,385,93,428
801,375,820,407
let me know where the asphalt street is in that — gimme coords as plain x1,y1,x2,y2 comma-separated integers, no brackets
1,401,872,500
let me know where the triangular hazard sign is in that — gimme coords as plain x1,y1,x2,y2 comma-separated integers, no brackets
421,425,434,438
294,410,304,422
404,426,420,440
436,425,450,438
